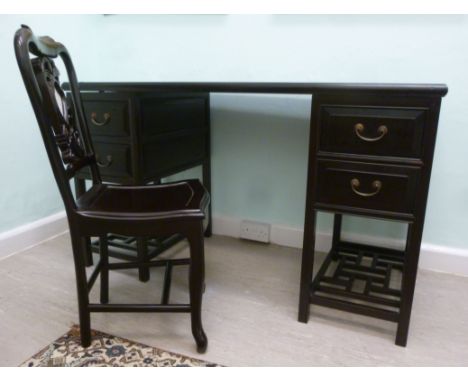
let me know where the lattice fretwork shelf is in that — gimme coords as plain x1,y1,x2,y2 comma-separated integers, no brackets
310,241,405,322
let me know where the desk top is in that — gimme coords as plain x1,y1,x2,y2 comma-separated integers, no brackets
64,82,448,97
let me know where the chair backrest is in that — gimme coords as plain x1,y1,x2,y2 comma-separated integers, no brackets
14,25,101,214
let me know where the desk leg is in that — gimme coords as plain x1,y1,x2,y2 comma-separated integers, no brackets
332,214,342,254
298,210,317,323
396,222,423,346
202,158,212,237
74,177,93,267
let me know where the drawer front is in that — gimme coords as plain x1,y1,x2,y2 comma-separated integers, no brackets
319,105,427,159
316,160,420,215
86,142,133,181
142,132,207,178
141,96,208,136
82,97,131,137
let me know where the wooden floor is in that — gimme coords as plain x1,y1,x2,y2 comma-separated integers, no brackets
1,233,468,366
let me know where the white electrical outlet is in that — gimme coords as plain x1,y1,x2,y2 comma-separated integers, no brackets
240,220,271,243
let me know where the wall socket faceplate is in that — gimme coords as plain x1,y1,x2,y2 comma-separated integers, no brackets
240,220,271,243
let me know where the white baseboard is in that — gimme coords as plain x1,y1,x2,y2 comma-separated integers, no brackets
1,212,467,277
212,215,468,277
0,211,68,261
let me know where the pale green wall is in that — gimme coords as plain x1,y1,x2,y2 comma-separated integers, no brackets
0,15,100,232
1,15,467,250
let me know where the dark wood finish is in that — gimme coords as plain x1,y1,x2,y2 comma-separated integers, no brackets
83,93,131,137
299,91,446,347
99,235,109,304
92,142,133,181
316,159,421,218
71,89,212,272
318,105,426,159
75,92,210,186
15,26,210,353
310,241,404,317
65,81,448,96
137,237,150,282
21,28,448,348
298,94,321,324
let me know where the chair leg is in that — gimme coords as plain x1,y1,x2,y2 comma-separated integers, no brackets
186,223,208,353
81,237,94,267
137,237,150,282
70,230,91,347
74,179,93,267
100,235,109,304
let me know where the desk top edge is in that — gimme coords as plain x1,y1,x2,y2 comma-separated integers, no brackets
63,82,448,96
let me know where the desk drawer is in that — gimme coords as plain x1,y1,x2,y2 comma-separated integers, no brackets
319,105,427,159
93,142,133,179
82,97,130,137
315,160,420,215
141,96,208,136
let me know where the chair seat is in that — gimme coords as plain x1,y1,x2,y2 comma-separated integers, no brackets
76,179,210,221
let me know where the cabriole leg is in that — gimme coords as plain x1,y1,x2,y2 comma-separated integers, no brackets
186,223,208,353
202,158,212,237
70,230,91,347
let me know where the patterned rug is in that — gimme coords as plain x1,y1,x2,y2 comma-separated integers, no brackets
21,325,220,367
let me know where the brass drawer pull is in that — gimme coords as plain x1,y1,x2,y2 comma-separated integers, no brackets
354,123,388,142
350,178,382,197
96,154,113,168
91,112,111,126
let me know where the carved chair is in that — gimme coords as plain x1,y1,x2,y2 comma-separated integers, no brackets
14,25,210,353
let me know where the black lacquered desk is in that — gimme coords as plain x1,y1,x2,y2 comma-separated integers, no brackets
66,81,448,346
